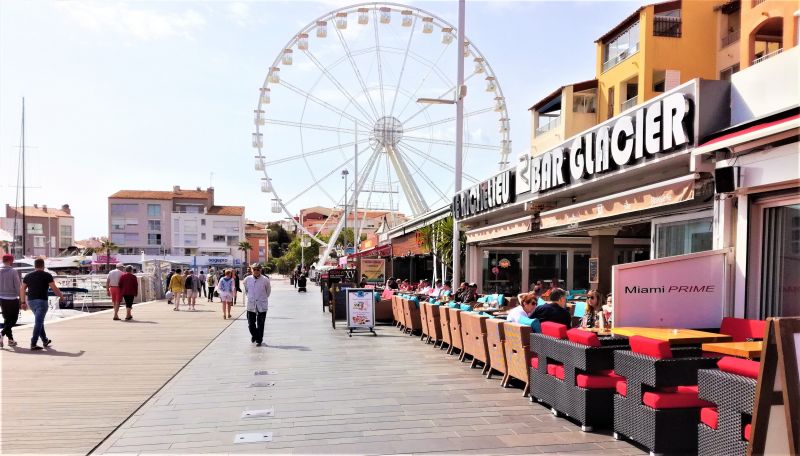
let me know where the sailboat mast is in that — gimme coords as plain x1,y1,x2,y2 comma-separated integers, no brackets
21,97,26,256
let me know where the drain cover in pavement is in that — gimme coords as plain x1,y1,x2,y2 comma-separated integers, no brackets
242,408,275,418
234,432,273,443
249,381,275,387
254,370,276,376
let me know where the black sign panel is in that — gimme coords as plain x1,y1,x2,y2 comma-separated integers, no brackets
328,268,357,282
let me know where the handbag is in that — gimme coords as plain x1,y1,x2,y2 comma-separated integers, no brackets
214,289,219,297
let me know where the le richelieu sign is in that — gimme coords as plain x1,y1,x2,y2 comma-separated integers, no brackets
517,91,694,195
452,169,514,220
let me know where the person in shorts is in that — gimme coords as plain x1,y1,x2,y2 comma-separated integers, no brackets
217,269,235,319
169,268,185,311
107,263,124,320
118,265,138,320
184,270,200,311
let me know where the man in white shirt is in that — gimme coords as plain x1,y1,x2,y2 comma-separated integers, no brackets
244,263,271,346
107,263,125,321
506,293,537,324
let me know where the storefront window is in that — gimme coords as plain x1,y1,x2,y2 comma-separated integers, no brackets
572,253,591,291
757,203,800,318
483,251,521,295
653,216,713,258
529,251,567,290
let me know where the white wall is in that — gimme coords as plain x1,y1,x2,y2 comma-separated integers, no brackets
730,47,800,124
171,212,245,260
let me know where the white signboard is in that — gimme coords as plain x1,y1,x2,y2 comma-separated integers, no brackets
612,249,727,329
345,288,375,334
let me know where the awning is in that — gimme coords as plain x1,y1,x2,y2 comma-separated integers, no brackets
692,113,799,157
539,174,698,230
349,244,392,258
466,216,533,244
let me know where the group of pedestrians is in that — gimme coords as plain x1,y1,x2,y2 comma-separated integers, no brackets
106,263,139,320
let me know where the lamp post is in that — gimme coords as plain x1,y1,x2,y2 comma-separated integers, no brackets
341,169,349,256
416,0,465,283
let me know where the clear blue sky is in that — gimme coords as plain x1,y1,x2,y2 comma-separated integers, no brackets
0,0,641,239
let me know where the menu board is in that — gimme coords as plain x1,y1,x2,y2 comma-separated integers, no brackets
360,258,385,283
345,288,376,335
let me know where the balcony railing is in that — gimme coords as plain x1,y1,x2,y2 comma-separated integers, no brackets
653,16,681,38
721,30,740,48
601,42,639,73
752,0,765,6
752,48,783,65
621,96,639,112
535,116,561,136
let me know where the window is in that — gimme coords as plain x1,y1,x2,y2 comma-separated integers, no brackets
27,223,43,235
653,215,713,258
573,92,596,113
529,251,567,290
148,233,161,245
148,220,161,231
226,235,239,246
147,204,161,217
201,233,206,240
111,233,139,244
602,21,640,72
111,218,138,231
213,235,226,243
59,225,73,247
653,10,681,38
33,236,45,248
201,219,206,226
110,204,138,216
173,219,180,232
213,220,239,232
184,234,197,246
720,64,740,81
482,251,521,295
184,220,198,233
175,204,202,213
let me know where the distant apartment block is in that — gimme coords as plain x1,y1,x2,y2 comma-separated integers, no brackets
298,206,408,237
108,186,245,259
4,204,74,257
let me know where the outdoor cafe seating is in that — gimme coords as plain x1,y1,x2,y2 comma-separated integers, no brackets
529,323,629,431
459,311,490,371
421,301,443,345
446,306,466,358
503,320,535,397
485,318,509,382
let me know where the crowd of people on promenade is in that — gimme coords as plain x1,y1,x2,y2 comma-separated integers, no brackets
0,256,274,351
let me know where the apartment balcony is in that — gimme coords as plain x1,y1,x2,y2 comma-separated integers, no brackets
653,16,681,38
621,96,639,112
753,48,783,65
535,116,561,136
601,42,639,73
721,30,740,48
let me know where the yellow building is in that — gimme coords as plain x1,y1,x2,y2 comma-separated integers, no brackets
529,79,598,157
595,0,719,121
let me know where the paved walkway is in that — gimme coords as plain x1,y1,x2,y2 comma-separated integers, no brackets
1,293,244,455
92,280,642,455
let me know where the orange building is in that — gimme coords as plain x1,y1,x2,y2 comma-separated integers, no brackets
245,220,269,264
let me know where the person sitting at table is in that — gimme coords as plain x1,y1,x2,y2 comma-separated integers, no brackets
399,279,409,291
506,293,536,323
530,280,543,297
601,294,613,326
453,282,468,302
541,279,560,299
428,280,442,298
579,289,605,329
530,288,571,327
418,280,431,295
438,281,452,301
461,283,479,303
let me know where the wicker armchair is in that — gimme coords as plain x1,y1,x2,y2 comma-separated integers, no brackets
486,318,508,382
460,312,490,369
447,308,465,357
402,297,423,336
529,324,628,431
422,302,443,345
503,322,533,397
439,305,453,351
697,356,759,456
613,336,720,455
419,299,430,341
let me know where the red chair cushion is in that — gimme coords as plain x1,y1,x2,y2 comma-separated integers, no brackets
576,370,624,389
700,407,719,430
744,423,751,441
546,362,565,380
629,335,673,359
642,385,715,409
566,328,601,347
720,317,766,342
718,356,760,379
530,357,539,369
541,322,568,339
616,380,627,397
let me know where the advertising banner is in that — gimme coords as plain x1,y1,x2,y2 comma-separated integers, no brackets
612,249,727,329
345,288,375,333
360,258,385,283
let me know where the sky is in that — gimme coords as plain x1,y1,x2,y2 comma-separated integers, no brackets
0,0,643,239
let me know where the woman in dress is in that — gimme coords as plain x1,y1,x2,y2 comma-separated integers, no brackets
217,269,235,319
579,289,605,329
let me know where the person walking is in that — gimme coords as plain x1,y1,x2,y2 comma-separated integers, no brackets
244,264,271,346
169,268,185,311
198,270,207,298
207,269,217,302
164,269,175,305
185,269,200,311
0,254,22,348
233,270,241,306
118,265,139,320
21,258,64,350
107,263,125,320
217,269,235,319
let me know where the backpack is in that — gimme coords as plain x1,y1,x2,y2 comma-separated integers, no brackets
207,274,214,286
184,275,194,289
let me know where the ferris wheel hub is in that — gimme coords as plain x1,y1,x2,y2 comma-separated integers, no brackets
371,116,404,148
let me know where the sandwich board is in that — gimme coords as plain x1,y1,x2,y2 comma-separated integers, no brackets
345,288,376,337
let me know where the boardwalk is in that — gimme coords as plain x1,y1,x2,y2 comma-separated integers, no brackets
3,280,643,455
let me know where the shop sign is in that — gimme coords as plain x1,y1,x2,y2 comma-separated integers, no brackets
612,249,726,329
453,169,514,220
360,258,385,283
518,92,693,196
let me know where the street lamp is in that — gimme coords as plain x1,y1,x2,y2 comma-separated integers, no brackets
416,0,466,284
341,169,349,255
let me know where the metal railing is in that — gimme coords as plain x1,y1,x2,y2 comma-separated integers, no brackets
752,48,783,65
721,30,740,48
621,96,639,111
601,42,639,73
535,116,561,136
653,16,681,38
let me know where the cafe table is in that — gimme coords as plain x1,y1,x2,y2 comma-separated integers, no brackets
611,327,733,345
700,341,763,359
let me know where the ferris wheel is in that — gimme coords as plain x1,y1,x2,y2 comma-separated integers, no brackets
252,2,511,259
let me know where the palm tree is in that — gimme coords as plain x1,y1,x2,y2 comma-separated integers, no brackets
99,238,119,272
238,241,252,267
